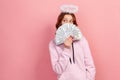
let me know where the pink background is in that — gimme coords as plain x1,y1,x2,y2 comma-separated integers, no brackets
0,0,120,80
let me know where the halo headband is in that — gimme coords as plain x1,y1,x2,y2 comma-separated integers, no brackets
60,4,78,13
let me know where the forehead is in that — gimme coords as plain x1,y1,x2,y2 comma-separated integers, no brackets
63,14,73,20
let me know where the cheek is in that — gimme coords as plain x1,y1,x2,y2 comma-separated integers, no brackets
61,21,65,25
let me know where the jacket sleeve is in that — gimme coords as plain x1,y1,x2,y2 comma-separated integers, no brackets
49,41,71,75
82,37,96,80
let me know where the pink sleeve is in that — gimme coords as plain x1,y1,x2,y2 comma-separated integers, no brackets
82,37,96,80
49,41,71,75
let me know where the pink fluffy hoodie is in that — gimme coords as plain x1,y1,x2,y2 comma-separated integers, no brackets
49,36,96,80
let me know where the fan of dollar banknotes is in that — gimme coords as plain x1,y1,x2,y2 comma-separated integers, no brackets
55,23,83,45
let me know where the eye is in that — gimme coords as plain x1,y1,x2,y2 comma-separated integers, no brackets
63,20,66,22
70,20,73,23
63,19,67,22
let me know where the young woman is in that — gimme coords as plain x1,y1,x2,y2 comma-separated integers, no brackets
49,5,96,80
